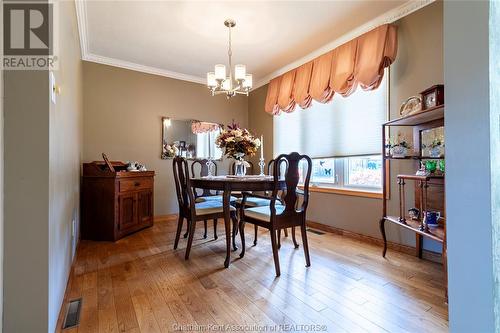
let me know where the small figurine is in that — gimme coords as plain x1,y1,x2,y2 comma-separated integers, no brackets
126,161,147,171
126,161,137,171
408,208,420,221
415,161,430,176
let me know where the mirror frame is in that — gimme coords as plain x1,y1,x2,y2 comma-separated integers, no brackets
161,117,223,161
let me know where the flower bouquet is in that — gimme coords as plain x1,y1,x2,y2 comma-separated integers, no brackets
216,122,261,176
386,133,412,158
161,143,178,159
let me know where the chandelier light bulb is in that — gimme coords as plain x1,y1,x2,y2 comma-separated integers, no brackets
243,74,253,88
235,64,246,81
214,64,226,80
207,72,217,87
222,78,231,91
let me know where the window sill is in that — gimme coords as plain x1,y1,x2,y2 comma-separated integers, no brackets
300,185,383,199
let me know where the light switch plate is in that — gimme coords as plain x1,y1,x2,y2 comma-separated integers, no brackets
50,71,56,104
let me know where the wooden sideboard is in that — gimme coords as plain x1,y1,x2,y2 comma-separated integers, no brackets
82,161,155,241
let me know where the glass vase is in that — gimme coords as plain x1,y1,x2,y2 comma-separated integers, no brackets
391,146,408,158
429,146,442,158
234,159,247,177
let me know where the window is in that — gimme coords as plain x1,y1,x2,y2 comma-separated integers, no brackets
344,155,382,189
275,72,387,193
299,155,382,191
312,158,336,184
196,128,223,160
299,158,336,186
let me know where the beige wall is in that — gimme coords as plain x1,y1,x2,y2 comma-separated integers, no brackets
386,1,443,250
247,2,443,249
48,1,84,332
4,71,50,332
83,62,248,215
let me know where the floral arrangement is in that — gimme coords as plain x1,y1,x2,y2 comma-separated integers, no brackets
385,132,412,150
385,133,412,158
162,143,178,159
422,136,444,149
215,122,261,160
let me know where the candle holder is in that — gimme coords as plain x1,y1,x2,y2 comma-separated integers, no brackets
259,158,265,176
206,157,215,177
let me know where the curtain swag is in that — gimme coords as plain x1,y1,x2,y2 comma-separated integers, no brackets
191,121,220,134
265,24,397,115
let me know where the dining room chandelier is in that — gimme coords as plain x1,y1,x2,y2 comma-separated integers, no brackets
206,19,252,98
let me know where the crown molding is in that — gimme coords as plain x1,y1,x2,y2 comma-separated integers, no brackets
252,0,435,89
75,0,89,58
74,0,434,89
83,53,207,85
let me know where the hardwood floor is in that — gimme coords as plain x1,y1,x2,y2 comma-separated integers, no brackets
57,216,448,333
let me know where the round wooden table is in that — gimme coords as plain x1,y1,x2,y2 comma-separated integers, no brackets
190,175,284,268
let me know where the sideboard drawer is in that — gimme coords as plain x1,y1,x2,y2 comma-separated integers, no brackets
119,177,153,192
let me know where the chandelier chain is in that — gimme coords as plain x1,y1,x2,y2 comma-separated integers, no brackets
228,24,233,89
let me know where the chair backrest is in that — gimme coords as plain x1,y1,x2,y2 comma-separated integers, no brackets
230,160,254,175
267,158,288,176
191,159,217,197
191,159,218,178
272,152,312,216
172,157,195,216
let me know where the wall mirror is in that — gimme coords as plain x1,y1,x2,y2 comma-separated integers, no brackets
161,118,223,160
420,126,444,158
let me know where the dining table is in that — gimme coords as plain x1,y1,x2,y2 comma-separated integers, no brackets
190,175,285,268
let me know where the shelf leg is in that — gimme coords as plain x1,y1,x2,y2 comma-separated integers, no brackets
398,178,406,224
416,234,423,258
379,218,388,257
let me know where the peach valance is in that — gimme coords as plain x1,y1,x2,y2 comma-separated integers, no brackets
191,121,220,134
265,24,397,114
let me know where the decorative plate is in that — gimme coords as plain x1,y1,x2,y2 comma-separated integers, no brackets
399,96,422,116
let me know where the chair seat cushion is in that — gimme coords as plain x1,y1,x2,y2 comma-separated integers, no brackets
235,197,271,207
195,195,237,203
195,201,236,215
244,205,285,222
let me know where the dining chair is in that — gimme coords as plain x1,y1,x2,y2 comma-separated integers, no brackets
172,157,239,258
238,152,312,276
191,159,218,200
238,158,290,247
190,159,219,239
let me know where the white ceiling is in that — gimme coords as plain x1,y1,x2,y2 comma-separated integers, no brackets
77,0,429,88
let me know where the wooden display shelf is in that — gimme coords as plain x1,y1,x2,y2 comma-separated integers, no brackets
384,215,445,243
397,173,444,180
384,155,445,160
380,98,447,300
384,105,444,126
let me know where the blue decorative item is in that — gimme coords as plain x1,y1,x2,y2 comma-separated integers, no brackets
424,211,441,228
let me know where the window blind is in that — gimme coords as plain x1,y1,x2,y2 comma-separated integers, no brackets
196,129,223,159
274,74,387,158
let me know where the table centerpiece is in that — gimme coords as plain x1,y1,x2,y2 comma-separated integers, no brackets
216,122,261,176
